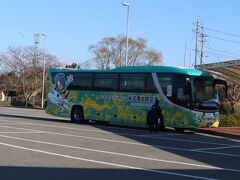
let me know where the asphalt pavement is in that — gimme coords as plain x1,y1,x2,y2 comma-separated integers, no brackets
0,107,239,180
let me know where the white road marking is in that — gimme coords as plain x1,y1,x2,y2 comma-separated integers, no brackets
192,150,240,157
0,125,187,149
0,114,147,132
0,133,240,173
0,131,44,134
0,141,219,180
0,110,67,121
0,120,112,133
136,133,183,137
193,145,240,151
0,120,235,146
194,132,240,143
0,125,240,158
0,120,179,137
0,122,20,124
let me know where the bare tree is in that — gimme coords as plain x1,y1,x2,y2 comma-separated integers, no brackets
0,46,60,107
220,83,240,114
0,72,18,96
80,60,94,69
89,37,116,69
89,36,163,69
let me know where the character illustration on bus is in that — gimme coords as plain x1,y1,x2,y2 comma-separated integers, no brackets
47,73,73,114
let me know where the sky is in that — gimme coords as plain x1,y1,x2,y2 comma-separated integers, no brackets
1,0,240,68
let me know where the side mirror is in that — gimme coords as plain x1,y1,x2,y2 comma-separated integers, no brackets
214,79,228,97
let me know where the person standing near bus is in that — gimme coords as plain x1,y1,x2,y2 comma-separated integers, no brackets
149,99,164,132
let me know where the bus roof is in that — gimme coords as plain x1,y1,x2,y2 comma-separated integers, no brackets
49,66,211,76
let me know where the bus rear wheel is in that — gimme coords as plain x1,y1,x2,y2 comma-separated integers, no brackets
71,106,86,124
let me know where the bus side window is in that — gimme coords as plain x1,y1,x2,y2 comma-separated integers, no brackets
119,74,146,92
146,74,158,93
158,74,173,97
94,73,118,91
67,73,93,90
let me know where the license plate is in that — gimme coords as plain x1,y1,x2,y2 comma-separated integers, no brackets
204,113,214,118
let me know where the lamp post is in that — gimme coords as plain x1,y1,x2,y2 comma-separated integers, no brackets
122,2,130,66
41,33,47,109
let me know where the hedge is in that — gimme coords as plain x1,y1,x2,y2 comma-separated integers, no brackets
219,114,240,127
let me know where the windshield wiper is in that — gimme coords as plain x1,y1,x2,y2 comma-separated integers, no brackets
198,101,219,107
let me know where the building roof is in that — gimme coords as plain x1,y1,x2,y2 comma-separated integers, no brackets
196,60,240,84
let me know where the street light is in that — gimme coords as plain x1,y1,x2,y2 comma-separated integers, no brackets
122,2,130,66
41,33,47,109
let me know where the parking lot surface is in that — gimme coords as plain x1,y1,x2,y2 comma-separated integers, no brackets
0,107,239,180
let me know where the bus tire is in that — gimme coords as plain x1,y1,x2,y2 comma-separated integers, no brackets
71,106,86,124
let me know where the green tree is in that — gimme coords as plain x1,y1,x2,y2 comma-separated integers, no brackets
89,36,163,69
65,62,80,69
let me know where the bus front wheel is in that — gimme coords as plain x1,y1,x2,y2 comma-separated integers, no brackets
71,106,86,124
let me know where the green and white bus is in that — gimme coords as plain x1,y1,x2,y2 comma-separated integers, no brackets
45,66,221,130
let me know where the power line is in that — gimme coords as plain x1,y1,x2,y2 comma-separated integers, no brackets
205,50,238,59
204,27,240,38
204,36,240,61
207,35,240,45
205,46,240,57
192,23,240,63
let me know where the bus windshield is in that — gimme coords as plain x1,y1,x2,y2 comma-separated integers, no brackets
192,76,219,110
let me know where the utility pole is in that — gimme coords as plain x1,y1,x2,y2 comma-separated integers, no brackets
41,34,47,109
122,2,130,66
34,33,40,47
194,20,200,68
33,33,40,107
183,40,187,67
189,47,192,68
200,32,206,65
34,33,40,67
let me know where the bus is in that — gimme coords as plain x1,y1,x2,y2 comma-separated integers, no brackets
45,66,221,130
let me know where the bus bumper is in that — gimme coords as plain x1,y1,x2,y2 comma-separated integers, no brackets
193,111,219,128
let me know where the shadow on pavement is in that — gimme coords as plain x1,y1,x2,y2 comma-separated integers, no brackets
0,113,240,179
0,166,237,180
